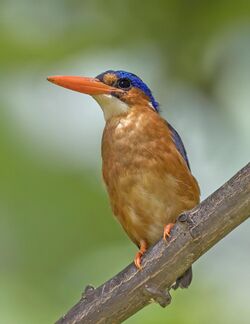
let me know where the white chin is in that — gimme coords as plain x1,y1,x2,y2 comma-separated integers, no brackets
93,94,129,121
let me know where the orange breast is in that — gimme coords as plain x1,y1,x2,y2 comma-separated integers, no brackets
102,106,200,246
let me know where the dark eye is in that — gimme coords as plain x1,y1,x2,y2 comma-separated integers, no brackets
117,78,131,90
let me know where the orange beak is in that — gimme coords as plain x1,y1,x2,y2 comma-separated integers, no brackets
47,75,121,95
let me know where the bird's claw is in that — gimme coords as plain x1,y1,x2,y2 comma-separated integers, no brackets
163,223,175,240
134,240,147,270
134,251,143,270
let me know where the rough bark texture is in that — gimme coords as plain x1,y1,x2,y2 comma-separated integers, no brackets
56,163,250,324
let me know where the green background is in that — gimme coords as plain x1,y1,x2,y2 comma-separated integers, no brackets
0,1,249,323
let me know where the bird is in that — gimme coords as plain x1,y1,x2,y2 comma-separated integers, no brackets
47,70,200,289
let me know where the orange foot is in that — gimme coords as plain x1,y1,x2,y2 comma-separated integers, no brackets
163,223,175,241
134,240,147,270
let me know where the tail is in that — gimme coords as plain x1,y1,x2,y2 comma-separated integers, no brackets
172,266,193,290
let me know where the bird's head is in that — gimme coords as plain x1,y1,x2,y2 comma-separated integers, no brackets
47,70,159,120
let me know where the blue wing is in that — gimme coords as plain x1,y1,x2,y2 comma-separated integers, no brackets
167,122,191,170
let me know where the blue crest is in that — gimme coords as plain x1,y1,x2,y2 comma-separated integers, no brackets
96,70,159,111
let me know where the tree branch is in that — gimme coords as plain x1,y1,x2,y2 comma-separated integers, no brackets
56,163,250,324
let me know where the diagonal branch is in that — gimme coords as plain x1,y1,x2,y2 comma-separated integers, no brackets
56,163,250,324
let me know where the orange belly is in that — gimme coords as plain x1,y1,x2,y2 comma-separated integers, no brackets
102,106,200,246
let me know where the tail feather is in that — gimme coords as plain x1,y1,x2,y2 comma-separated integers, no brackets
172,267,193,290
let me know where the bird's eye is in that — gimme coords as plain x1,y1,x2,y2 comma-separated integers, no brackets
117,78,131,90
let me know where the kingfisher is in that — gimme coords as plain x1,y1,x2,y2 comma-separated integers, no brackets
47,70,200,289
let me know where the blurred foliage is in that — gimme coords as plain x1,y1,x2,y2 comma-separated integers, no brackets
0,1,249,323
1,0,250,84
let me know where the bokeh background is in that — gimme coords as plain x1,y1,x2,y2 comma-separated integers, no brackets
0,1,249,323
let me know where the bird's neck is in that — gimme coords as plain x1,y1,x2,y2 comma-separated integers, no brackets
93,94,155,121
93,94,129,121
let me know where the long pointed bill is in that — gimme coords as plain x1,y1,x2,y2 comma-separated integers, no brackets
47,75,122,95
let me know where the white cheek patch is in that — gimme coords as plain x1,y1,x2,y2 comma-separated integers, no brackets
93,94,129,121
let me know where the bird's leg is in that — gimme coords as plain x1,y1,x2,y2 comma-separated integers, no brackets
134,240,147,270
163,223,175,240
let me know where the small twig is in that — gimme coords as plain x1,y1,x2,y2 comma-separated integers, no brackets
144,283,171,307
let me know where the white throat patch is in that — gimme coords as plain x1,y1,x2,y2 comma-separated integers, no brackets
93,94,129,121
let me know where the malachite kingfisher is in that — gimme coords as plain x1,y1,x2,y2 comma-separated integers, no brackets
47,70,200,289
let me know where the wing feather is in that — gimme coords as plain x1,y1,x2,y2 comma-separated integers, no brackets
167,122,191,170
